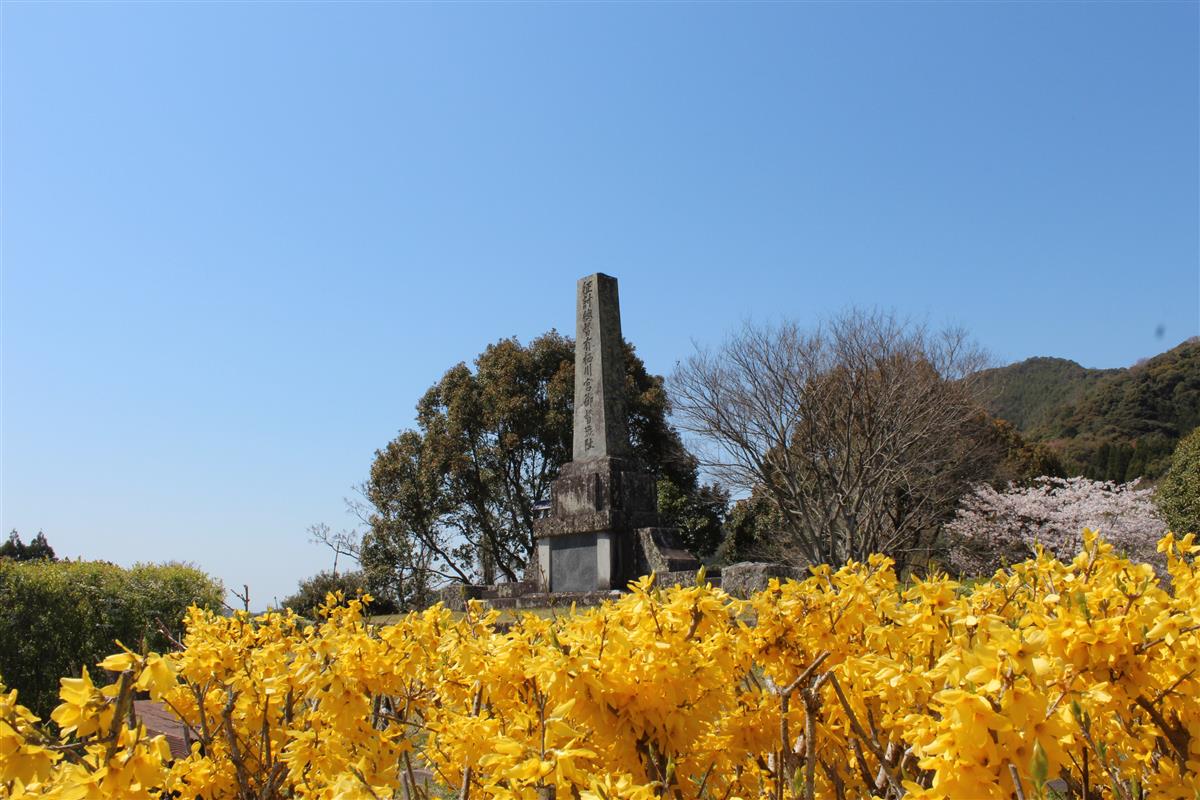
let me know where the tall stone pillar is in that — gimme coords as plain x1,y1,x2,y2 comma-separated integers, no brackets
533,274,659,592
573,274,630,461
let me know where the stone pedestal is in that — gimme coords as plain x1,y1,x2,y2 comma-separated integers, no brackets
533,457,658,592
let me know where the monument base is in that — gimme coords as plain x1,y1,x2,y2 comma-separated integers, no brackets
530,524,701,593
532,452,668,592
533,528,638,593
534,457,659,536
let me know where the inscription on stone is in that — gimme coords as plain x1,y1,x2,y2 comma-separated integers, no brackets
581,277,596,453
572,273,630,461
550,533,598,593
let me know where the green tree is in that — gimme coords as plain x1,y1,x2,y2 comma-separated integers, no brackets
977,417,1066,486
0,559,223,716
973,338,1200,482
362,331,718,603
713,491,781,565
657,480,729,559
0,530,57,562
281,570,385,619
1157,426,1200,535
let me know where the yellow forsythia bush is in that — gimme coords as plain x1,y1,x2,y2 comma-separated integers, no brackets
2,531,1198,800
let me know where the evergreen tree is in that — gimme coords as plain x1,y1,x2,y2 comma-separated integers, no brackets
1157,427,1200,535
0,531,57,562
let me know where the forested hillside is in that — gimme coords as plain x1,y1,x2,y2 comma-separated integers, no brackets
975,357,1118,432
977,338,1200,481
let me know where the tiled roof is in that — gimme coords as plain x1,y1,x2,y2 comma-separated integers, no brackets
133,700,190,760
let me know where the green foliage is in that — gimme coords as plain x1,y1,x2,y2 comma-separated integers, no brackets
0,530,57,562
1157,427,1200,534
713,492,781,565
978,417,1066,485
978,339,1200,481
0,559,223,716
975,357,1117,433
363,331,716,602
364,332,578,590
656,479,729,559
280,570,389,619
1057,339,1200,480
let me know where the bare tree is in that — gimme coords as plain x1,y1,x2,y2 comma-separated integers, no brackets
670,309,995,572
307,523,361,575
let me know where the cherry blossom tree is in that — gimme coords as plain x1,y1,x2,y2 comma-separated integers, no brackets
945,476,1166,577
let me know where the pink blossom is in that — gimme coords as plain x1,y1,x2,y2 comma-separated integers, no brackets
945,476,1166,577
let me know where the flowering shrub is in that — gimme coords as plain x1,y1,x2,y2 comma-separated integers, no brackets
2,532,1199,800
945,476,1166,577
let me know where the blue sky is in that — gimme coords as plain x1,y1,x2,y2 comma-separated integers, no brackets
3,2,1197,607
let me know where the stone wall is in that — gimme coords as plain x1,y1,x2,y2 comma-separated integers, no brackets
719,562,802,599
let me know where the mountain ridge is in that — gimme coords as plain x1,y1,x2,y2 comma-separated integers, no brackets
974,338,1200,481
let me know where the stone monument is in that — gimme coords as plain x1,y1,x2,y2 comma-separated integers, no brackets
533,274,700,592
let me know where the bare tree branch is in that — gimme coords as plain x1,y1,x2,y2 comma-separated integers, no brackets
671,310,993,573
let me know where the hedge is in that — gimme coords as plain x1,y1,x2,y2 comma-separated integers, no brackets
0,559,223,716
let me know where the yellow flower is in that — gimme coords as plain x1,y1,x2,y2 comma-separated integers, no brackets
50,668,109,737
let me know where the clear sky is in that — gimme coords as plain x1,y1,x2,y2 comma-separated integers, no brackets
2,1,1197,607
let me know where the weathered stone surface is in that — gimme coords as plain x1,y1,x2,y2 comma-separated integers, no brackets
435,583,483,612
573,274,629,461
550,533,599,593
479,581,535,600
648,569,721,589
533,457,658,539
433,275,711,607
635,528,702,575
484,590,622,610
720,562,801,599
